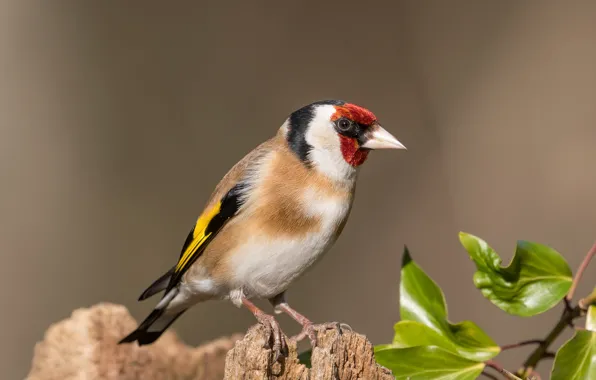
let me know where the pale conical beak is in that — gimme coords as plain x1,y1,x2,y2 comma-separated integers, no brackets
360,125,406,150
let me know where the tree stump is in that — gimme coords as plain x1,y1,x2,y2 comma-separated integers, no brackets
26,303,239,380
26,303,393,380
224,325,394,380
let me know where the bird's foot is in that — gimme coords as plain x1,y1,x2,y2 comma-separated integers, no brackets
256,312,288,361
291,321,352,348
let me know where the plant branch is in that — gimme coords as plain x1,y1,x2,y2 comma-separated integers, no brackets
579,288,596,310
500,339,542,351
518,242,595,379
543,352,555,359
485,360,523,380
481,371,500,380
519,305,582,378
566,242,596,302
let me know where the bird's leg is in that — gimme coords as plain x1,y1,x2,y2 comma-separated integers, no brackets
269,293,352,348
241,297,288,360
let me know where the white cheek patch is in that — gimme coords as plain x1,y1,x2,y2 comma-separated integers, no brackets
305,105,357,182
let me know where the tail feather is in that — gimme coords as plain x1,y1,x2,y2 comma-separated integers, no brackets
118,307,186,346
119,287,185,346
138,267,175,301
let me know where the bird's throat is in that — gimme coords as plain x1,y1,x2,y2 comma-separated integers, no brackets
339,135,369,167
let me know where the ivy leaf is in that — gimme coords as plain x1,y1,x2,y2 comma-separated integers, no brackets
374,321,451,355
459,232,572,317
587,305,596,332
375,345,485,380
390,321,452,349
399,248,500,361
550,328,596,380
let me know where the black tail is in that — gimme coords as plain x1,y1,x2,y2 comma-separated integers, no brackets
118,307,186,346
138,267,175,301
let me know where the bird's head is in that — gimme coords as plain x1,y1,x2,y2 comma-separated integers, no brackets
282,100,405,181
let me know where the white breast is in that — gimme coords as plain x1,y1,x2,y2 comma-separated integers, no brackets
229,187,352,299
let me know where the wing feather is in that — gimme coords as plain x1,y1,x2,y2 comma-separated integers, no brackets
175,201,222,272
161,137,278,293
165,182,247,292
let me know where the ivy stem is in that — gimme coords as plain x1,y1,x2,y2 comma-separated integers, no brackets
518,242,595,378
519,305,581,377
500,339,542,351
481,371,500,380
579,290,596,310
485,360,523,379
566,241,596,303
543,352,555,359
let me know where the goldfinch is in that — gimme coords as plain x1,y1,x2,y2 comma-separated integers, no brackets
118,99,405,358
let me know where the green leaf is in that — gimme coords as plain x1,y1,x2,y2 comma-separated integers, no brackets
399,248,500,361
587,305,596,332
459,232,572,317
374,321,451,355
297,349,312,368
391,321,453,349
375,346,485,380
551,330,596,380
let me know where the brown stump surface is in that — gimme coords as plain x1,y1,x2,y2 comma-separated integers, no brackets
26,303,393,380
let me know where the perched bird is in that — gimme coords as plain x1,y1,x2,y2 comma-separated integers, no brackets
118,99,406,358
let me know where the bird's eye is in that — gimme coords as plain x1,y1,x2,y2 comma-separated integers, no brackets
336,118,352,132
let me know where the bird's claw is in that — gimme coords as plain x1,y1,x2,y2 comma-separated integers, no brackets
324,321,352,334
291,321,352,348
290,322,318,347
256,313,288,361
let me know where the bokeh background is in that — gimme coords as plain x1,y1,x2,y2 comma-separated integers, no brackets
2,1,596,378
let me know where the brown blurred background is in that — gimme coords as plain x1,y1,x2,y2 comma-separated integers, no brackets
2,1,596,378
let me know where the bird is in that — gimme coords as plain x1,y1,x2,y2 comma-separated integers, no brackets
118,99,406,359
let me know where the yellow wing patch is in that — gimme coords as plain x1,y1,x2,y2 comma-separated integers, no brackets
175,201,222,273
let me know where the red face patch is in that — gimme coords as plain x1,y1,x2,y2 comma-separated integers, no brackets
332,103,376,166
339,135,369,167
330,103,377,126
